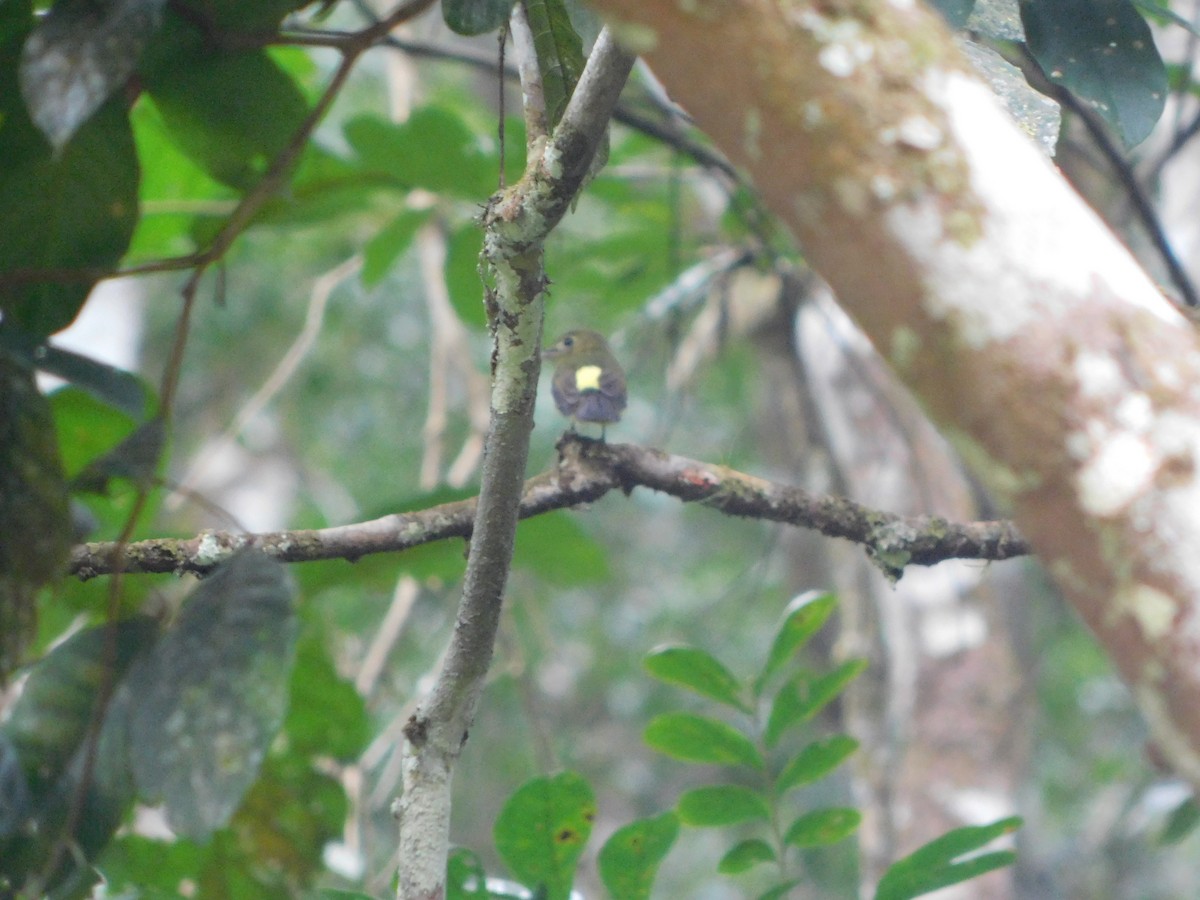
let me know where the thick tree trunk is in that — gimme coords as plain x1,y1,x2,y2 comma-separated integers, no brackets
589,0,1200,785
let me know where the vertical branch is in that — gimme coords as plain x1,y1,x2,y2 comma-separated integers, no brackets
509,3,548,145
394,27,635,900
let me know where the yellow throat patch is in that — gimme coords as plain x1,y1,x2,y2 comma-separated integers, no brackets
574,364,603,392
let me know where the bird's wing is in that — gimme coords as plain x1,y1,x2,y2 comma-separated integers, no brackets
599,369,627,411
551,374,580,414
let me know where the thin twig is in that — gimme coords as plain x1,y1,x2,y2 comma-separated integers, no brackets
1007,42,1200,308
510,2,547,145
356,575,420,697
498,23,508,189
169,255,362,506
418,225,452,489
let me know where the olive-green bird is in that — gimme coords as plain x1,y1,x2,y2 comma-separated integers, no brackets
542,329,627,437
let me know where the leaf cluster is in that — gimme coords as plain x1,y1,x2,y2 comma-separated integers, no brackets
0,552,302,898
930,0,1168,148
446,593,1019,899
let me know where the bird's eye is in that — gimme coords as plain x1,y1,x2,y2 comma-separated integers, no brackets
563,336,574,347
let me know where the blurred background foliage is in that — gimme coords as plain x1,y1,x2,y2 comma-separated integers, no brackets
6,0,1200,896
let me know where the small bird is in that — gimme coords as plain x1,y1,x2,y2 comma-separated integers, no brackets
542,329,627,437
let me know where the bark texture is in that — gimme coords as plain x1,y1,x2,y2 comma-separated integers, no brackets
589,0,1200,783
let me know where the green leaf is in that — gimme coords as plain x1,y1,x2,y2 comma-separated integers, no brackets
765,659,866,747
180,0,312,31
875,818,1021,900
0,617,144,886
140,13,309,190
252,141,383,231
94,835,205,895
71,416,165,493
643,644,750,712
758,880,802,900
284,632,370,762
880,816,1021,871
128,551,298,839
49,386,137,480
196,0,313,31
515,511,610,584
344,106,498,199
126,91,234,260
776,734,859,794
677,784,769,826
597,811,679,900
493,771,595,900
447,848,490,899
1160,796,1200,845
758,591,838,689
19,0,165,149
524,0,585,128
446,220,488,329
1021,0,1167,146
0,0,31,44
890,816,1021,870
0,735,32,839
643,713,763,769
1133,0,1200,39
362,208,433,287
718,838,776,875
201,755,347,894
443,0,517,35
0,90,139,337
0,617,156,799
543,203,676,320
0,677,138,893
876,852,1017,900
784,807,861,847
33,344,151,418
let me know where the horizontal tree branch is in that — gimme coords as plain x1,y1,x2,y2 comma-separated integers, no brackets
69,435,1029,582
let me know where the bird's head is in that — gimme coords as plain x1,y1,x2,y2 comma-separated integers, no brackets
542,329,613,362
